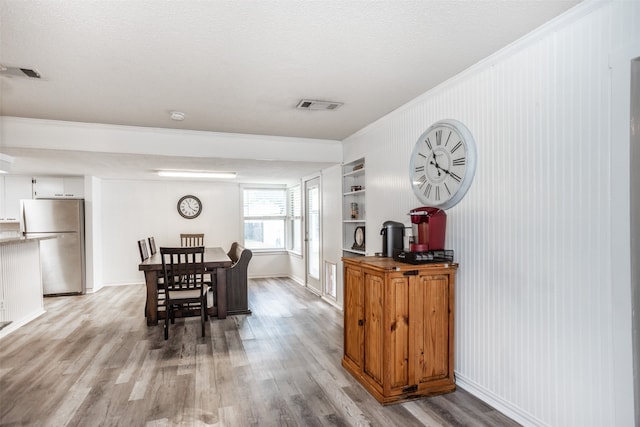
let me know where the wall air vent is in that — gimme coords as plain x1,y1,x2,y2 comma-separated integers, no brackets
0,65,41,79
296,99,343,110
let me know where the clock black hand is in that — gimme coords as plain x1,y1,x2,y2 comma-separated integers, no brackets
430,151,442,176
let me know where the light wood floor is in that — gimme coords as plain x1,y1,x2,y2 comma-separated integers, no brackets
0,278,520,427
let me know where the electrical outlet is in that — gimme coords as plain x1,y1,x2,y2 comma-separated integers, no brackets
0,300,4,311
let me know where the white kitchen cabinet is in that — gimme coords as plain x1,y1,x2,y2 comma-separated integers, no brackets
1,175,33,220
32,176,84,199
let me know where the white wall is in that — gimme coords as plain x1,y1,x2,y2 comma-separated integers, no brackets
84,176,103,293
285,169,342,299
101,179,291,285
321,165,343,306
339,1,638,426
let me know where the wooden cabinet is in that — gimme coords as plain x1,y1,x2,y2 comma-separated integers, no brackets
342,256,457,404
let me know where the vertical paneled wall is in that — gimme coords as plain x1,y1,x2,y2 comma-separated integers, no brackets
0,240,44,337
341,2,639,426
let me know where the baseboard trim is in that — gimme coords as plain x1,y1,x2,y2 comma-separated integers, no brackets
286,275,305,286
454,372,548,427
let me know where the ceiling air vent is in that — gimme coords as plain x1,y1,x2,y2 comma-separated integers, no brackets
296,99,343,110
0,65,41,79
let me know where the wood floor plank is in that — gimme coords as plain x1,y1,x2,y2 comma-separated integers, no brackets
0,278,520,426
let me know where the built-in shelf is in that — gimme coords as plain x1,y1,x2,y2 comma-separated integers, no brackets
343,248,366,256
342,158,365,255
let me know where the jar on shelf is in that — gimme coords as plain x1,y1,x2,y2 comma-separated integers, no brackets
350,202,359,219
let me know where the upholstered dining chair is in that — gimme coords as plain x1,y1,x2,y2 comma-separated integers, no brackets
180,233,204,247
160,246,208,340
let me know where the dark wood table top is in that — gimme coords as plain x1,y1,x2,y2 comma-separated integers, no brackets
138,246,232,271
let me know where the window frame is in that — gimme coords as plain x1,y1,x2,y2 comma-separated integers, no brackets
241,185,288,253
287,184,302,255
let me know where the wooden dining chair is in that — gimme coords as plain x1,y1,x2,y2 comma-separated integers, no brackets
138,239,150,262
139,238,165,318
180,233,204,247
160,246,208,340
148,236,157,256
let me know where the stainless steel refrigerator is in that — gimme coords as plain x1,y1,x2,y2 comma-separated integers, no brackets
21,199,86,295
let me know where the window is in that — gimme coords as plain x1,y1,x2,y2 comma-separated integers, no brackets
243,187,286,250
287,185,302,254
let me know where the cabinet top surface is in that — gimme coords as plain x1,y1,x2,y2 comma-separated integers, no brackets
342,256,458,271
0,234,59,246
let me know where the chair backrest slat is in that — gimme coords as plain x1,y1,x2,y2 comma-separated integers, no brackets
180,233,204,247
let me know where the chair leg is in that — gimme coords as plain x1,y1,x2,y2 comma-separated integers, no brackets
201,304,206,337
164,311,169,340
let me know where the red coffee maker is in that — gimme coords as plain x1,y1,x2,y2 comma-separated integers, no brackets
409,207,446,251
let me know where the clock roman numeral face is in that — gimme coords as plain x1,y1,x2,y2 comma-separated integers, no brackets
177,196,202,219
410,125,468,206
180,201,198,215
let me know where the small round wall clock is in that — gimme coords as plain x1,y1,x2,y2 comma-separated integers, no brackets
409,119,477,210
177,195,202,219
352,226,365,250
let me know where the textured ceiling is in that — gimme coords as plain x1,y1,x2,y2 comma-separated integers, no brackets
0,0,581,181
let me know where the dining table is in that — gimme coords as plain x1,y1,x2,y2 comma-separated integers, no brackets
138,246,233,326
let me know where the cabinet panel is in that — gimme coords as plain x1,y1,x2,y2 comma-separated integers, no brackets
413,274,450,383
32,176,84,198
2,175,32,220
363,270,384,386
388,275,410,389
62,177,84,197
343,265,363,367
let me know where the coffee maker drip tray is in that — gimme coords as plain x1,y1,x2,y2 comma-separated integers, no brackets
393,249,454,265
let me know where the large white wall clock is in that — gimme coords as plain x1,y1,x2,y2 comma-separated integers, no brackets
409,119,477,210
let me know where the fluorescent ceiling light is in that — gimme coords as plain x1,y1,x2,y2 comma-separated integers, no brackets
157,170,236,179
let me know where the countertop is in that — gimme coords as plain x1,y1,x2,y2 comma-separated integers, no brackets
0,235,59,246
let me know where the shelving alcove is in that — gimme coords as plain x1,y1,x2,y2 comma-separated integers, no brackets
342,158,366,257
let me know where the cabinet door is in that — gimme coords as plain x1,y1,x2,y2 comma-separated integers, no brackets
387,275,410,391
63,177,84,197
363,269,384,387
32,176,64,198
32,176,84,198
411,273,451,384
343,264,363,368
2,175,32,220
